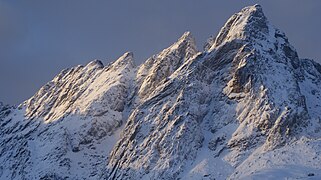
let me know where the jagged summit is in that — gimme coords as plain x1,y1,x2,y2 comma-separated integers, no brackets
170,31,197,54
113,51,135,68
207,4,269,50
105,5,321,180
1,4,321,180
86,59,104,69
23,51,136,121
2,49,137,179
83,52,134,73
177,31,195,44
243,4,263,14
121,51,133,59
204,4,266,51
136,31,198,98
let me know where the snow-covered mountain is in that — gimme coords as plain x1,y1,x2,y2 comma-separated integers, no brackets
0,52,136,179
1,4,321,180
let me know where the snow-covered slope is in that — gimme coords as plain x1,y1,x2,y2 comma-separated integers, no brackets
1,4,321,180
136,31,198,100
0,32,198,179
23,52,135,122
0,52,136,179
105,4,321,179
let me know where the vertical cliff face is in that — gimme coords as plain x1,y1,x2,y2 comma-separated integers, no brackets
1,4,321,180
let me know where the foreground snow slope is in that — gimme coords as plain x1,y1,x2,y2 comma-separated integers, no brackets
1,4,321,180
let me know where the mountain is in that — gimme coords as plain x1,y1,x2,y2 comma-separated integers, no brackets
1,4,321,180
0,53,136,179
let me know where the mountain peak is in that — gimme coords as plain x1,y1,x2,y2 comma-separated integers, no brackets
117,51,133,61
3,4,321,180
246,4,263,12
85,59,104,69
136,32,198,98
209,4,269,50
165,31,198,60
236,4,265,21
112,51,135,68
176,31,196,48
178,31,193,42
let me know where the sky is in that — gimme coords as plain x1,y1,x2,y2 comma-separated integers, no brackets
1,1,321,105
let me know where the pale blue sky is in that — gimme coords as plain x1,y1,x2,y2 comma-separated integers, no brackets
1,1,320,104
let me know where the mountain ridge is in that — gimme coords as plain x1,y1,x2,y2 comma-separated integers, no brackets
1,4,321,180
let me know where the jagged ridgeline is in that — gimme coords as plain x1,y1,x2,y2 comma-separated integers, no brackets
1,4,321,180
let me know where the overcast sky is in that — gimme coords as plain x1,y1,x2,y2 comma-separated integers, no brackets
1,1,321,105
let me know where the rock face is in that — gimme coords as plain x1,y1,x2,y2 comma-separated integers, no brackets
105,4,321,179
136,31,198,100
0,52,136,179
1,4,321,180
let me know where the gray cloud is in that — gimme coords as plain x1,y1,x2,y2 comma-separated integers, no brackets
0,0,321,105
